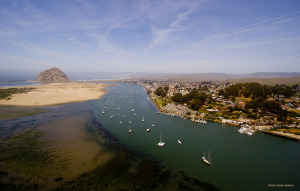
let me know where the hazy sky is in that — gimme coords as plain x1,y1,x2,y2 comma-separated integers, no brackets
1,0,300,75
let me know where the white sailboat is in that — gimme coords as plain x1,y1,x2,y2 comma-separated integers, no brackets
119,118,122,125
102,108,105,114
202,151,213,167
157,134,165,147
178,140,182,145
110,115,113,119
152,120,155,127
147,128,150,132
129,125,132,133
142,116,144,122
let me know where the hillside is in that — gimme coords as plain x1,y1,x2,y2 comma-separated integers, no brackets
223,76,300,86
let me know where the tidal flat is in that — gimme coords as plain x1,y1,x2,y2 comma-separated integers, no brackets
0,101,219,191
0,106,48,121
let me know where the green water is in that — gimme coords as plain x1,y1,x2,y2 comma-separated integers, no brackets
92,83,299,191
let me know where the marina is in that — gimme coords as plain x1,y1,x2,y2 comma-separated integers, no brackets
92,83,300,191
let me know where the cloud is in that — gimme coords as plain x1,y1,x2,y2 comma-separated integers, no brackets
195,11,300,44
145,1,203,52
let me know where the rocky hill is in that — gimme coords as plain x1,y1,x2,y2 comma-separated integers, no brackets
35,67,69,82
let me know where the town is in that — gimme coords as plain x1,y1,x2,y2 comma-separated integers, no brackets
123,79,300,140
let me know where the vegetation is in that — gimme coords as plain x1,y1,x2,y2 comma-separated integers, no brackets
171,89,207,110
0,107,48,121
219,83,299,122
0,87,35,100
221,83,295,99
0,130,68,177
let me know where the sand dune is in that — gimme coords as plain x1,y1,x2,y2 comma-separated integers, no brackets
0,82,109,106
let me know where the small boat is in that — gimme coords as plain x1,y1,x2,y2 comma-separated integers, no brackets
123,115,126,118
147,128,150,132
157,134,165,147
132,108,134,112
134,113,137,116
142,116,144,122
238,126,247,133
119,118,122,125
247,130,254,135
110,115,113,119
152,120,155,127
102,108,105,114
202,151,212,167
178,140,182,145
129,121,131,124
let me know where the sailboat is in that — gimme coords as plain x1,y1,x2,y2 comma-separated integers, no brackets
152,120,155,127
178,140,182,145
146,128,150,132
102,108,105,114
119,118,122,125
129,125,132,133
157,134,165,147
142,116,144,122
202,151,213,167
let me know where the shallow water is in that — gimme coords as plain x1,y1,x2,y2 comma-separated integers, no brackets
92,83,300,191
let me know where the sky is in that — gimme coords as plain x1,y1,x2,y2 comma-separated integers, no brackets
0,0,300,78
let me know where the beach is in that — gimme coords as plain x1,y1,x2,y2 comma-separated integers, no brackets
0,82,108,106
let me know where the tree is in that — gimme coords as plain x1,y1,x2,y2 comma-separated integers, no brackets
219,89,225,96
163,85,169,92
172,92,183,103
190,100,202,110
155,87,167,97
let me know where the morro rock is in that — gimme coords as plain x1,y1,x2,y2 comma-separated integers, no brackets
35,67,69,82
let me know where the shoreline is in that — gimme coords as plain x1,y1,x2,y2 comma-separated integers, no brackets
148,92,300,142
0,82,109,107
261,130,300,141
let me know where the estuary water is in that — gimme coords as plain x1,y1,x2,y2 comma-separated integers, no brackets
92,83,299,191
0,81,41,87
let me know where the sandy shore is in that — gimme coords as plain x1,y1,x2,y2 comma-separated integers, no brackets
0,82,108,106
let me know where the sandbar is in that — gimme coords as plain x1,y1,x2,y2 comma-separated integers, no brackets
0,82,108,106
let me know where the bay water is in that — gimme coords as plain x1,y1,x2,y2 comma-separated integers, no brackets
92,83,299,191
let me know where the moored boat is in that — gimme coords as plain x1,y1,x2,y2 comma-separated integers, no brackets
202,151,213,167
157,134,165,147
